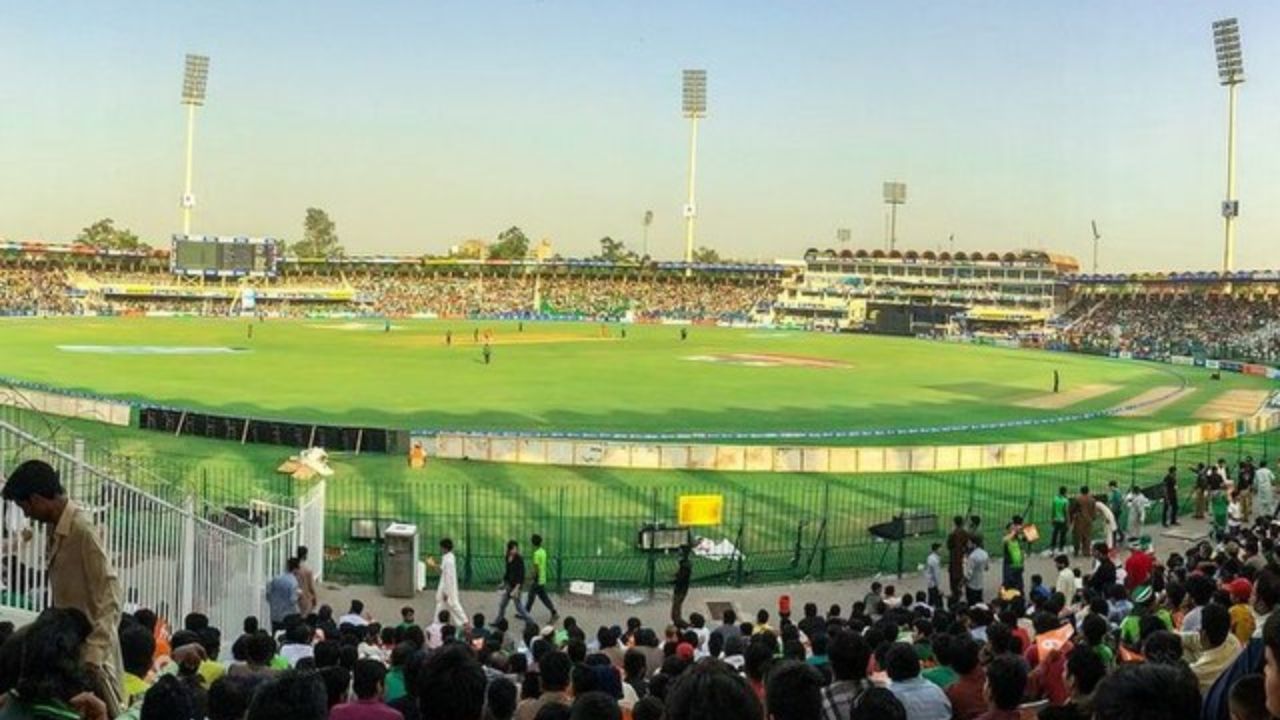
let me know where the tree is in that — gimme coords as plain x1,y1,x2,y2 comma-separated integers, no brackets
692,245,721,263
595,236,639,263
292,208,344,258
489,226,530,260
75,218,145,251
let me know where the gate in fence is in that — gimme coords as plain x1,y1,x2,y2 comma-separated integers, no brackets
0,420,325,632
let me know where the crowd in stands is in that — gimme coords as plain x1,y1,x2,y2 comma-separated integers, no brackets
0,266,777,322
0,267,75,315
1063,295,1280,363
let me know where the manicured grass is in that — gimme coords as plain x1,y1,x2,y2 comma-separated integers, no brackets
0,317,1268,443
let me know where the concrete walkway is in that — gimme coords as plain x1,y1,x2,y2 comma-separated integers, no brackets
313,515,1212,632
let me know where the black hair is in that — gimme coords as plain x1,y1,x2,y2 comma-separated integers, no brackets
764,660,824,720
352,658,386,699
1,460,64,502
721,609,737,624
534,704,572,720
884,642,920,681
15,607,92,703
1228,674,1269,720
1201,602,1232,648
120,617,157,677
744,636,775,682
245,671,329,720
417,644,487,720
141,674,198,720
851,687,906,720
1091,663,1201,720
246,632,277,666
664,658,763,720
540,650,573,692
440,537,454,551
1082,613,1109,647
633,696,665,720
569,691,621,720
984,655,1028,711
319,666,350,709
532,534,543,546
1066,645,1106,696
949,635,981,675
207,676,252,720
487,676,518,720
1141,631,1184,666
828,629,871,682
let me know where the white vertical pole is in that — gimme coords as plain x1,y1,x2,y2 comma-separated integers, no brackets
1223,82,1239,274
182,103,197,236
890,203,899,253
684,116,700,269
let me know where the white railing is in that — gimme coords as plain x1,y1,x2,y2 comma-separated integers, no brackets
0,420,325,634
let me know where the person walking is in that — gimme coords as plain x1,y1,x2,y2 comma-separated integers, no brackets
671,546,692,625
525,533,559,622
4,460,126,716
964,538,989,606
295,545,318,617
266,557,302,634
1162,466,1180,527
1069,486,1096,557
1123,485,1151,542
497,540,532,625
483,343,492,365
1050,486,1069,554
427,537,468,629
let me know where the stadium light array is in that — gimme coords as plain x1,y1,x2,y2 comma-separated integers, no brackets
882,181,907,252
681,70,707,268
179,54,210,236
1212,18,1243,273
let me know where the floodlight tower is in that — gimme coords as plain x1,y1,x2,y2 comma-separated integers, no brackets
1213,18,1244,273
681,70,707,267
180,54,210,236
882,182,906,252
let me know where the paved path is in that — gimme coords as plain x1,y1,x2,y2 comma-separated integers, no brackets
313,515,1211,632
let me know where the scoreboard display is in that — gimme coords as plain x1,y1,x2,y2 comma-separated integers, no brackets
171,235,280,277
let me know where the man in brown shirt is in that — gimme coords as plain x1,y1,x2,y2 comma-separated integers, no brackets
4,459,125,716
295,545,319,616
1070,487,1097,557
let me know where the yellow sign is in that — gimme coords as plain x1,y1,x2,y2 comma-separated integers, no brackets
678,494,724,526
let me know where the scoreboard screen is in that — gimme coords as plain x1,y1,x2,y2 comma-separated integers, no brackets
171,235,280,277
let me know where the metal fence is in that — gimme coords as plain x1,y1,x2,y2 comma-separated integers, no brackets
0,418,323,632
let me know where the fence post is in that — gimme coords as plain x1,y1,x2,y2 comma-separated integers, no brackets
819,479,830,580
735,489,746,588
180,494,196,618
647,488,658,598
555,488,566,592
463,487,473,586
897,474,908,578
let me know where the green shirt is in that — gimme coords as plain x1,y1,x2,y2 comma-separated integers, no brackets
1005,536,1024,569
1211,493,1229,526
385,667,407,703
1094,644,1115,667
1052,495,1069,523
1120,608,1171,646
922,665,958,688
533,546,549,585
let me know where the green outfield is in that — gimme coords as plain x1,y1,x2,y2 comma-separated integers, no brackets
0,317,1274,587
0,317,1269,442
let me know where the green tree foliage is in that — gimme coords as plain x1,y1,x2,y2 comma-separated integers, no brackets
292,208,344,258
489,226,530,260
75,218,146,251
692,246,721,263
595,236,640,263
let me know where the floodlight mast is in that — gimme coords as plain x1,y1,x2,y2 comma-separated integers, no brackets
180,54,209,237
682,70,706,269
882,182,906,252
1213,18,1243,273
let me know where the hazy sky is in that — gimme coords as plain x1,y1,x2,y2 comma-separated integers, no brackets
1,2,1276,271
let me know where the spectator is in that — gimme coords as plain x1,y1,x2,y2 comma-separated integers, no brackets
569,691,619,720
885,642,951,720
1091,663,1201,720
851,687,907,720
246,670,329,720
1039,645,1106,720
944,636,986,720
516,651,572,720
418,644,487,720
664,659,763,720
331,658,403,720
1183,603,1242,693
3,460,125,715
976,654,1027,720
266,559,303,634
765,660,823,720
821,630,873,720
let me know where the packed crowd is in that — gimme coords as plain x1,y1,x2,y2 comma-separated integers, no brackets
0,266,776,322
1062,295,1280,363
8,454,1280,720
0,267,76,315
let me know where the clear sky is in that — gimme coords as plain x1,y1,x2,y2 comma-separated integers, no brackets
1,2,1276,271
